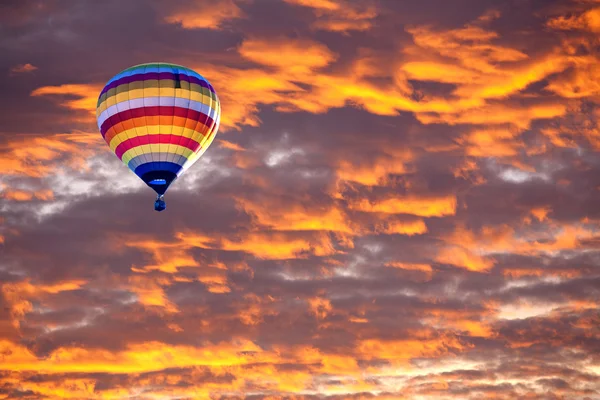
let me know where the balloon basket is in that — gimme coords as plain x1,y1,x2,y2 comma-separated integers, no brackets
154,195,166,212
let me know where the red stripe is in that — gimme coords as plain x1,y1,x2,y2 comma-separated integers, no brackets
100,106,215,137
115,134,201,160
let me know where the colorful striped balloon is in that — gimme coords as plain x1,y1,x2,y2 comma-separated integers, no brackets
96,62,221,211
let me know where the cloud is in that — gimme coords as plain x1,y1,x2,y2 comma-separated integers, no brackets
349,195,457,217
283,0,378,33
547,6,600,32
9,63,37,74
161,0,248,30
0,132,101,178
238,36,338,73
30,84,102,122
2,0,600,398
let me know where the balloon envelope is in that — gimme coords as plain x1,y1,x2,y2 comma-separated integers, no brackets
95,62,221,206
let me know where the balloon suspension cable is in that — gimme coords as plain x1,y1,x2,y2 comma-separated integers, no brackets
154,194,166,212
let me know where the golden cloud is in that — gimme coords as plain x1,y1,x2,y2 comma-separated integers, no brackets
547,6,600,32
0,338,270,374
375,219,428,235
162,0,247,29
436,221,599,272
283,0,378,33
2,280,87,329
358,334,467,366
460,127,524,157
31,84,102,118
235,196,355,234
127,275,179,313
0,132,101,178
335,148,414,186
350,195,457,217
239,37,338,74
435,245,496,272
34,13,577,137
385,262,433,280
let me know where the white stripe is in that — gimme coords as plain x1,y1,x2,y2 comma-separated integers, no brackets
128,153,188,169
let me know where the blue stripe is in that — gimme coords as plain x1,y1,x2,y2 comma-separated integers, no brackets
108,64,203,85
134,162,184,178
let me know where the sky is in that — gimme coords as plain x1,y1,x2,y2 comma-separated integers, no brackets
1,0,600,398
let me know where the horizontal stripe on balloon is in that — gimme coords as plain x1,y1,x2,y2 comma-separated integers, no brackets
97,84,218,111
122,144,197,165
103,116,214,145
97,97,218,129
107,124,207,151
100,72,215,97
189,125,219,164
107,64,203,85
100,106,217,138
134,161,185,178
127,152,189,170
115,134,201,160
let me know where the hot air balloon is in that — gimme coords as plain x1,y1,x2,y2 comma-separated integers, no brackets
96,63,221,211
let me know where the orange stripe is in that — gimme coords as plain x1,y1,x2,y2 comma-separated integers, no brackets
103,115,211,144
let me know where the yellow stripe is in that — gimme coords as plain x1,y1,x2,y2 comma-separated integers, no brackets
121,144,196,165
108,125,206,151
184,126,218,169
96,85,218,113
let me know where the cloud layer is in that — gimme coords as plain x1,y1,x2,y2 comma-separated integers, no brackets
1,0,599,398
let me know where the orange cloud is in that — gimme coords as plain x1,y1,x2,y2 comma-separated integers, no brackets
416,101,568,130
547,6,600,32
399,14,575,129
2,280,87,328
126,237,201,274
545,55,600,98
124,228,338,273
358,335,466,366
238,294,279,325
460,127,524,157
10,378,98,399
0,338,270,374
219,231,337,259
375,219,428,235
428,314,495,338
335,148,414,186
34,16,573,137
0,132,101,178
163,0,246,29
239,37,337,74
530,206,552,222
218,139,246,152
10,63,37,74
199,14,571,131
32,10,581,139
1,188,52,201
283,0,378,33
350,195,457,217
436,245,496,272
307,297,332,319
31,84,102,118
127,275,179,313
436,221,599,272
403,24,528,76
385,262,433,281
235,197,355,234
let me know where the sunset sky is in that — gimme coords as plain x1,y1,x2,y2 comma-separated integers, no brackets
1,0,600,398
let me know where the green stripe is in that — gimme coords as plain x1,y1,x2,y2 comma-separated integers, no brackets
97,81,219,109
